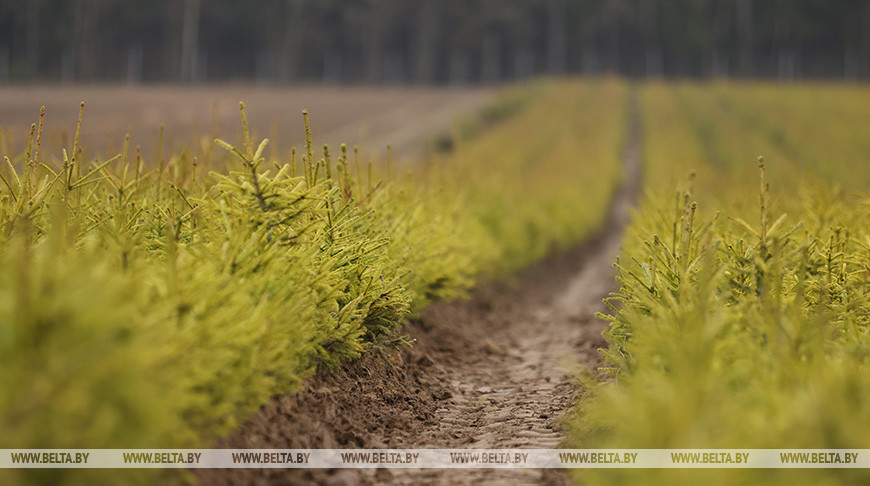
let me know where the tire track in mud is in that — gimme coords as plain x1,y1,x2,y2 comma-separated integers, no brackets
197,91,641,486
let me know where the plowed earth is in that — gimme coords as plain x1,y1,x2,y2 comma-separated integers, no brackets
0,85,495,162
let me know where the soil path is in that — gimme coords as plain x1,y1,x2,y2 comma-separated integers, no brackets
197,91,641,486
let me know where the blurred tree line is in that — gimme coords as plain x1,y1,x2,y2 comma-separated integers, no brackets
1,0,868,84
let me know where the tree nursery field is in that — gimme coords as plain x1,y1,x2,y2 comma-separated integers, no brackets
1,78,869,485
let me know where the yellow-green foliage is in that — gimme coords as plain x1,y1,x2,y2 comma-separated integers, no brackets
0,78,625,485
712,82,870,190
446,78,626,274
570,81,870,486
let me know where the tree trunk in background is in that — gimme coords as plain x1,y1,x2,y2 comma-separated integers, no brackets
26,0,38,79
127,44,143,84
579,11,600,76
278,0,305,82
639,0,662,76
700,2,718,78
384,51,405,84
0,45,9,83
363,25,383,84
448,50,470,85
710,0,731,77
546,0,567,74
481,33,502,83
74,0,99,81
363,37,381,83
606,15,620,73
769,2,797,81
162,2,180,81
414,0,440,84
736,0,753,77
862,2,870,79
514,46,535,79
180,0,201,83
845,0,869,81
323,52,343,84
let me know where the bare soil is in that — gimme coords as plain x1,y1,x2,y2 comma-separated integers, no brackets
195,95,642,485
0,84,495,162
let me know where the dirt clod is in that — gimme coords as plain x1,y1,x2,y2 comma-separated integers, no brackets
482,339,507,356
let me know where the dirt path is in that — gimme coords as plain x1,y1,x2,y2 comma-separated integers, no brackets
197,92,642,486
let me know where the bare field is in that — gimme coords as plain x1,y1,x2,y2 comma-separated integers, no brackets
0,84,496,162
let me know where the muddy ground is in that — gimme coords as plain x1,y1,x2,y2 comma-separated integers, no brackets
195,96,642,485
0,85,495,162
